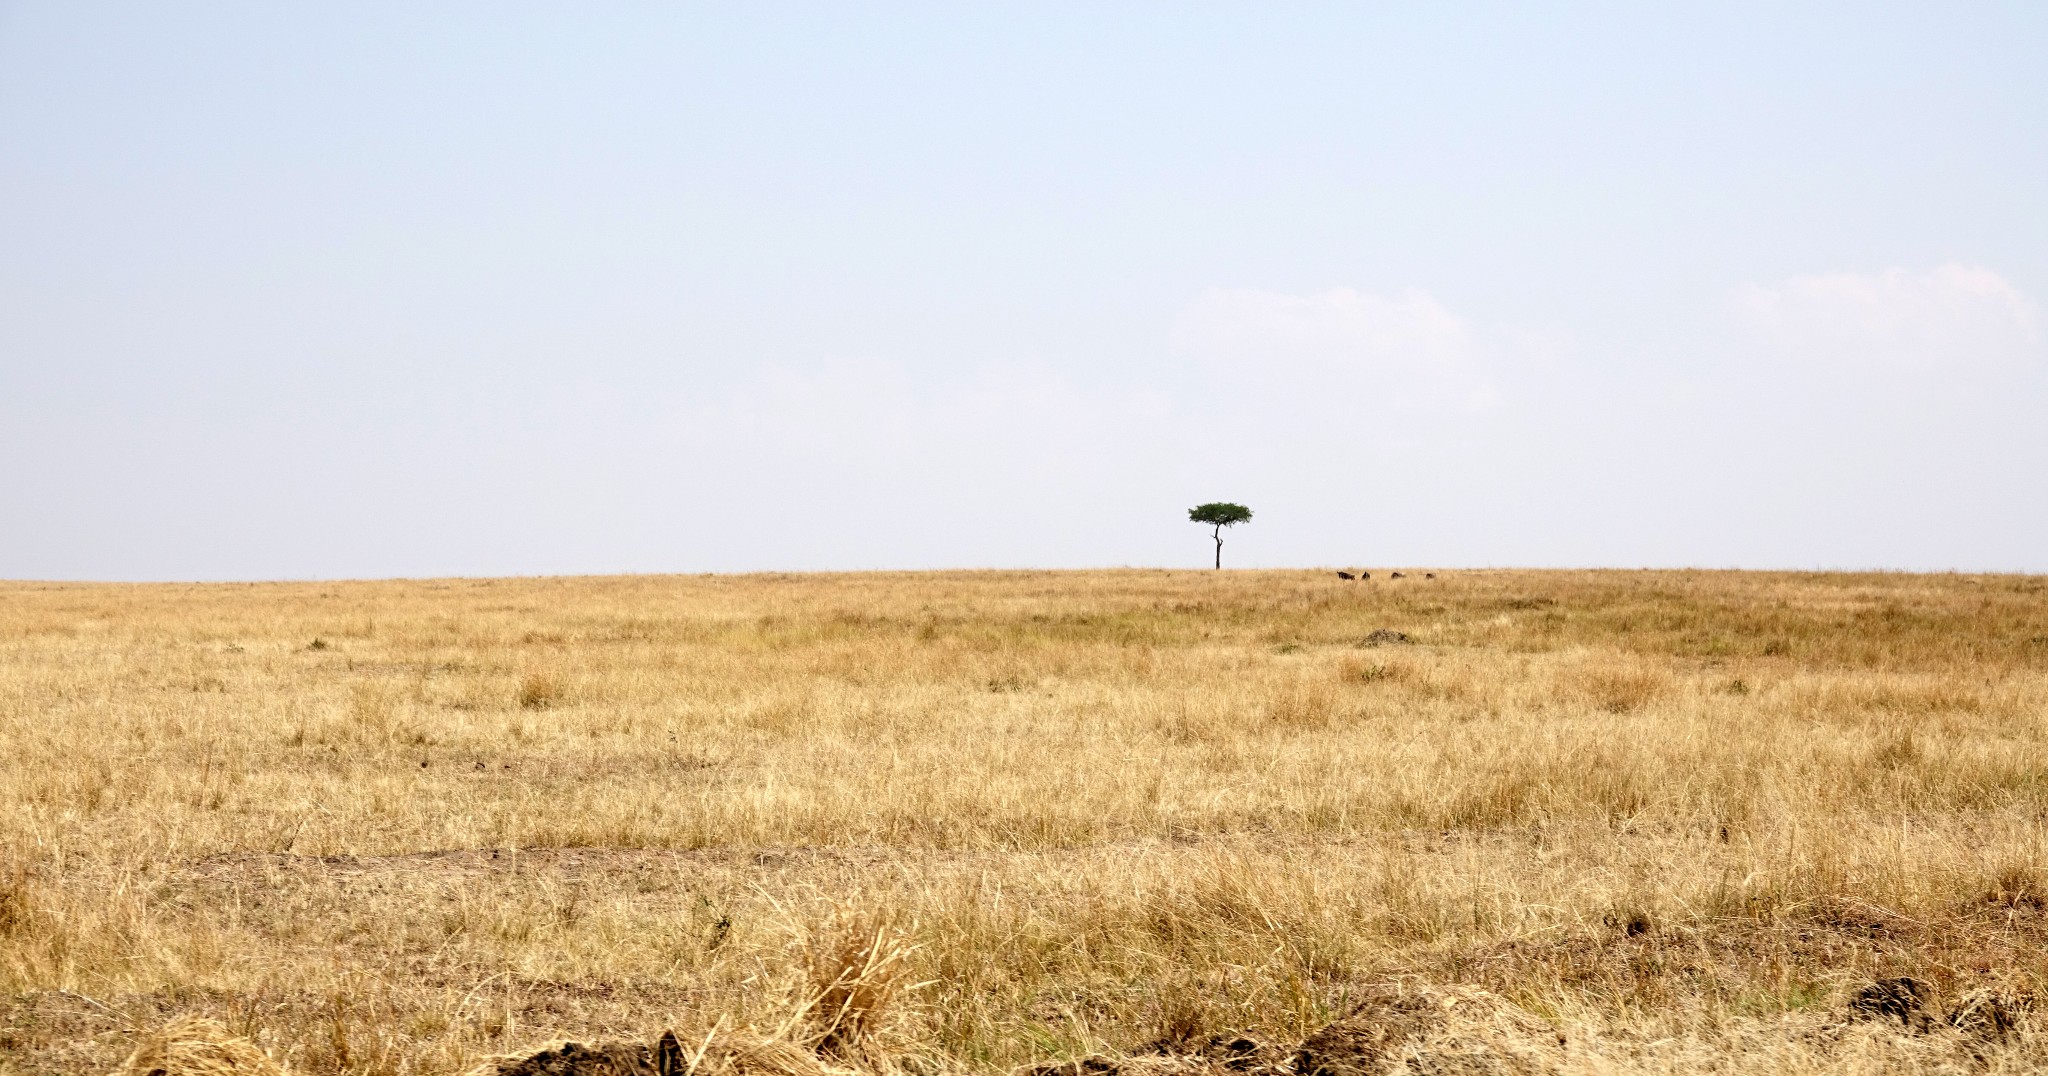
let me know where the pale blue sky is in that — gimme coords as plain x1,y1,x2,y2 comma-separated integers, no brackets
3,4,2044,579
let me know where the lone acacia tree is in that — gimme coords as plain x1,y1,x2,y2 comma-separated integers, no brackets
1188,502,1253,569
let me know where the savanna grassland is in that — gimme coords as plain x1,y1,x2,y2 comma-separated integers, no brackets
5,569,2048,1075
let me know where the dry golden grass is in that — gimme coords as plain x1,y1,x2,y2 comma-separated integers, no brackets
110,1016,284,1076
3,568,2048,1074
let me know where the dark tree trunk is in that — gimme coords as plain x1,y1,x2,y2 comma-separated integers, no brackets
1213,525,1223,570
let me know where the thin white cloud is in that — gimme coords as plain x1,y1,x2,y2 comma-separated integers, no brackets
1733,264,2042,371
1170,286,1499,413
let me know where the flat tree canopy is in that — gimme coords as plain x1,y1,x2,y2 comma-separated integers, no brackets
1188,503,1253,527
1189,502,1253,568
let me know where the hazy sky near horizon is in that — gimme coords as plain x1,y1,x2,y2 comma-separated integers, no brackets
3,4,2045,580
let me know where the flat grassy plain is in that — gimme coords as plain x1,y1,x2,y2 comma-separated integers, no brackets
5,568,2048,1074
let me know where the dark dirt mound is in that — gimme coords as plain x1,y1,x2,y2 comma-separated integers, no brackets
1843,978,2026,1041
1947,990,2020,1040
1846,977,1933,1031
1134,1034,1287,1074
1022,1040,1285,1076
1294,987,1562,1076
1174,1035,1284,1071
1023,988,1561,1076
1018,1059,1123,1076
1835,971,2023,1041
475,1029,859,1076
477,1032,684,1076
1296,1006,1427,1075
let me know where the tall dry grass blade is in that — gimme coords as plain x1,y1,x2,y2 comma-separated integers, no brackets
796,912,922,1063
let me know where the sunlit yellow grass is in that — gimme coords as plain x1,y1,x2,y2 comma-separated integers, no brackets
3,568,2047,1073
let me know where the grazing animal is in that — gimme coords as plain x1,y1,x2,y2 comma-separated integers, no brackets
1425,572,1436,579
1359,571,1370,579
1335,571,1355,580
1390,571,1406,579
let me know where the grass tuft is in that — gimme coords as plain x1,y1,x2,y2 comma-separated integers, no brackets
515,673,562,711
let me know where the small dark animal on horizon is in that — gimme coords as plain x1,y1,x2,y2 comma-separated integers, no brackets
1359,571,1370,579
1390,571,1406,579
1425,572,1436,579
1335,571,1355,580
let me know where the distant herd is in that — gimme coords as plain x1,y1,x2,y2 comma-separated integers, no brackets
1334,570,1436,581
